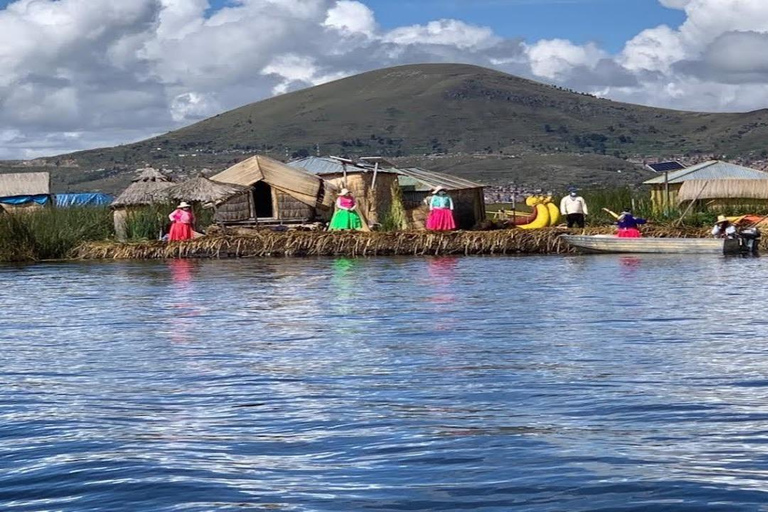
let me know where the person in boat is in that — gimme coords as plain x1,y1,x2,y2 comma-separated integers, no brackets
168,201,195,241
426,186,457,231
711,215,737,239
560,187,588,228
329,188,363,231
616,208,647,238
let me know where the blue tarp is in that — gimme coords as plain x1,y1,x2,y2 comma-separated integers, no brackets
54,193,113,208
0,195,50,205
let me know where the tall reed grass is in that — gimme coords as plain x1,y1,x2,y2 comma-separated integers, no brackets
125,203,216,241
0,207,113,262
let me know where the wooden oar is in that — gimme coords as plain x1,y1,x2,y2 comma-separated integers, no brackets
674,183,708,227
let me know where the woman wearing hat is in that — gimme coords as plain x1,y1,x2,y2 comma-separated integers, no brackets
168,201,195,241
712,215,737,239
616,207,646,238
426,186,457,231
329,188,363,231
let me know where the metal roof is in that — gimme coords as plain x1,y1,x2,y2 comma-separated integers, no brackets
644,160,768,185
287,156,374,175
396,167,483,191
288,157,483,190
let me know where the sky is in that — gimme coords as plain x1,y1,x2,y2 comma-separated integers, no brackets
0,0,766,159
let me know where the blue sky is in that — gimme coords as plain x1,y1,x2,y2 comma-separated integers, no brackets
0,0,685,54
365,0,686,52
200,0,684,53
205,0,686,52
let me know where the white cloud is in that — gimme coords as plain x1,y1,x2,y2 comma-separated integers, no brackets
1,0,768,159
526,39,606,79
384,19,499,50
324,0,376,35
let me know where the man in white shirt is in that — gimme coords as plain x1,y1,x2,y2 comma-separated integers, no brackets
560,188,588,228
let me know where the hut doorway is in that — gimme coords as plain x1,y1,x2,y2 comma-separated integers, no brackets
253,181,274,218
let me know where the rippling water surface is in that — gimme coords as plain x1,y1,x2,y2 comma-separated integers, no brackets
2,255,768,511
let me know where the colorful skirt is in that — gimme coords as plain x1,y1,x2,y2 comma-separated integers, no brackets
617,227,642,238
168,222,194,241
426,208,457,231
329,209,363,231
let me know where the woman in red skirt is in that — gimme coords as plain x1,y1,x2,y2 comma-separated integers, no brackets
168,202,195,241
616,208,646,238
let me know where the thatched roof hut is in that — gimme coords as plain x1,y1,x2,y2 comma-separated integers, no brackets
211,155,337,225
111,168,174,241
0,172,52,213
153,175,247,206
111,168,174,208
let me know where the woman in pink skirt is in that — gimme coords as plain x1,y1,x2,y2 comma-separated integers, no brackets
426,187,457,231
168,202,195,241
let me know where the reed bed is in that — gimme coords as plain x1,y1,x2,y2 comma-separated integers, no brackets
0,207,113,262
74,226,714,260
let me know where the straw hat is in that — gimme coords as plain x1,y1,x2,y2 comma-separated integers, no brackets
433,186,446,193
177,201,191,208
716,215,728,224
340,188,350,196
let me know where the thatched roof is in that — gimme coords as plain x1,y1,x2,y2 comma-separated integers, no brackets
111,168,174,208
154,175,247,205
677,179,768,202
212,155,337,210
0,172,50,197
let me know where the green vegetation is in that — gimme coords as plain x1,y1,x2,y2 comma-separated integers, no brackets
581,187,768,227
0,207,113,262
0,204,217,262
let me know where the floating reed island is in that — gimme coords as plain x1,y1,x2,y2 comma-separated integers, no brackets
74,226,714,260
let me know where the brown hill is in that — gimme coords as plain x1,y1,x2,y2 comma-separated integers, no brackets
6,63,768,192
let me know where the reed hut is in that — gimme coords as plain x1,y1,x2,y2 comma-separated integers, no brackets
0,172,52,213
644,160,768,212
677,179,768,210
288,156,405,228
111,168,174,241
393,166,485,230
210,155,337,225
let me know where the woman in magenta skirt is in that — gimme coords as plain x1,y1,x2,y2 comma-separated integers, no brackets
426,187,457,231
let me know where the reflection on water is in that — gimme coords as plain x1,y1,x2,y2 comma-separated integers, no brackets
1,255,768,511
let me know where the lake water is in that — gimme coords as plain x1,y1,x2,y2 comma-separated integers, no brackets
2,255,768,511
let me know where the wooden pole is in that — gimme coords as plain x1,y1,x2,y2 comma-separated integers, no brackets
674,183,707,227
371,162,379,191
664,171,670,215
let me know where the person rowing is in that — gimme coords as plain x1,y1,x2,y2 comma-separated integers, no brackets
603,207,646,238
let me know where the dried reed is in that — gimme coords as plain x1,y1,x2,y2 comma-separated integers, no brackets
74,226,718,260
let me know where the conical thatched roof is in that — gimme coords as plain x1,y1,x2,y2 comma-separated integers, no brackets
111,168,174,208
154,175,247,205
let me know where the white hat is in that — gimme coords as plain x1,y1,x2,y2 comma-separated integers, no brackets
716,215,728,224
340,188,350,196
433,186,446,193
177,201,191,208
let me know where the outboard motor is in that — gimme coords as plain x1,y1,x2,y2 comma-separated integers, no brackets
739,227,761,255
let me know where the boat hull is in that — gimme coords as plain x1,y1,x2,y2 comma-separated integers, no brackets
561,235,734,255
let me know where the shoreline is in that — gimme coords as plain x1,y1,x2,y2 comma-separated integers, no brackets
72,226,714,260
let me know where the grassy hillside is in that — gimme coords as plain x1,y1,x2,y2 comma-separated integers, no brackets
4,63,768,193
